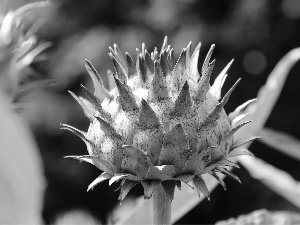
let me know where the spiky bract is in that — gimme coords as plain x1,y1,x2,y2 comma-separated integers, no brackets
62,37,257,203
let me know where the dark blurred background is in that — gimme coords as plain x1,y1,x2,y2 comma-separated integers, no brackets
3,0,300,224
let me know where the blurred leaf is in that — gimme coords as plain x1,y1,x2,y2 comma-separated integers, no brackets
258,128,300,161
54,209,101,225
239,154,300,209
216,209,300,225
0,90,45,224
235,47,300,140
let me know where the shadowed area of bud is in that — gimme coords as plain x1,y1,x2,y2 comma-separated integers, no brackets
63,37,257,203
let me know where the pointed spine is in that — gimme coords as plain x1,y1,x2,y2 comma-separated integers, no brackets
158,124,191,174
141,42,147,57
195,59,215,103
160,50,170,77
211,59,234,100
175,48,187,83
231,136,260,150
118,180,139,201
169,48,187,93
167,48,175,70
68,90,94,119
109,174,129,186
186,41,192,72
207,78,241,122
85,59,109,101
193,175,210,200
142,180,161,200
80,84,111,122
138,99,161,129
202,44,215,76
151,47,159,61
109,44,128,78
169,81,192,118
87,172,112,191
134,99,164,165
150,60,169,101
125,52,137,78
94,116,122,140
216,167,241,183
145,50,154,73
228,98,257,122
160,36,168,53
138,54,151,85
113,43,127,68
122,145,153,179
209,172,226,190
225,120,252,140
109,52,127,84
114,76,139,118
161,180,176,203
231,113,250,127
61,124,90,144
107,69,116,91
190,42,201,82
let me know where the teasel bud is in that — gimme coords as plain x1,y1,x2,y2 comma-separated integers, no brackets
62,37,258,203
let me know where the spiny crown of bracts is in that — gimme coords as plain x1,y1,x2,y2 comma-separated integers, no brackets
62,37,258,203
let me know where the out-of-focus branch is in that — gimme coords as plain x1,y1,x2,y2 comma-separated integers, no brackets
239,155,300,209
258,128,300,161
236,47,300,140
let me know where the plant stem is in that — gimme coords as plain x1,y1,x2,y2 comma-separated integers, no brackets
152,184,171,225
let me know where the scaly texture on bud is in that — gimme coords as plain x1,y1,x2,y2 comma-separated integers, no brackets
63,37,258,203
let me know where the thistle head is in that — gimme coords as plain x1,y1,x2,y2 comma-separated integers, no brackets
63,37,257,203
